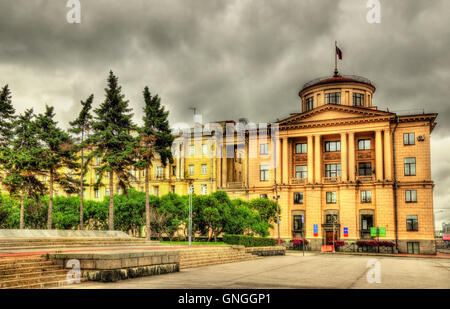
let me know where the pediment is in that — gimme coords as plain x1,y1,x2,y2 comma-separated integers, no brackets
278,104,394,126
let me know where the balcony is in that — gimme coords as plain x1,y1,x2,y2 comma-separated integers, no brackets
356,175,374,183
323,177,341,183
291,178,306,185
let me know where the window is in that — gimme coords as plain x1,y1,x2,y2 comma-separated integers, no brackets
294,192,304,204
153,186,159,197
305,97,314,111
358,162,372,176
405,190,417,203
94,189,99,199
189,145,195,156
295,166,307,179
172,166,177,176
326,214,338,224
325,92,341,105
96,156,101,166
325,164,341,177
260,165,269,181
361,215,373,231
325,141,341,152
189,185,194,194
260,143,269,155
361,190,372,203
326,192,337,204
105,188,110,196
404,133,415,145
260,194,268,199
157,166,163,178
358,139,371,150
406,215,418,231
407,242,420,254
43,175,47,182
201,184,207,195
188,165,195,175
295,143,307,154
353,93,365,106
202,144,208,155
404,158,416,176
142,170,146,177
201,164,207,175
171,185,176,194
293,215,304,231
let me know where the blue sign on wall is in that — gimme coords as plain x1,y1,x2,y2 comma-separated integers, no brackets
313,224,318,234
343,227,348,234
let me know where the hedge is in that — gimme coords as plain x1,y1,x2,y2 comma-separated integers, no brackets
223,234,276,247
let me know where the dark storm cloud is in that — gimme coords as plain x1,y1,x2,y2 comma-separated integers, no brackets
0,0,449,226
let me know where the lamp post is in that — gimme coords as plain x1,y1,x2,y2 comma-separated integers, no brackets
188,180,193,247
273,185,280,245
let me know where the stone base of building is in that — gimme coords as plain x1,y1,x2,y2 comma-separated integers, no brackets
307,238,323,251
397,239,436,255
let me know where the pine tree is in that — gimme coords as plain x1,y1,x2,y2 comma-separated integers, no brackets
0,85,17,149
88,71,137,231
1,109,46,229
135,86,174,239
36,105,79,229
69,95,94,230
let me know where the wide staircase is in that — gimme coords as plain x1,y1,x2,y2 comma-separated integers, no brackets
179,246,261,270
0,255,81,289
0,238,160,252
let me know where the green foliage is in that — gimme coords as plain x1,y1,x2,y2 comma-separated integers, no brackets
223,234,276,247
249,198,279,229
0,85,17,149
113,189,145,232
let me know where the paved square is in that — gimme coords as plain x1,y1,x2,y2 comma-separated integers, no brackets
60,253,450,289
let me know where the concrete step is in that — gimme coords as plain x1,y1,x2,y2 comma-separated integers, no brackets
5,278,86,289
0,273,68,288
0,256,45,265
0,242,159,251
0,260,54,270
1,269,67,281
180,253,255,262
180,256,259,269
0,265,61,276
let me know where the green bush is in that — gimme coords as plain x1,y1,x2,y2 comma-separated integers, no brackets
223,234,276,247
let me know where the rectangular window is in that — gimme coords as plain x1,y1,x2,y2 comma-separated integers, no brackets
407,242,420,254
201,164,207,175
201,184,207,195
94,189,99,199
202,144,208,155
358,139,371,150
325,92,341,105
153,186,159,197
295,165,307,179
171,185,176,194
260,143,269,155
172,166,176,176
325,141,341,152
295,143,307,154
96,156,101,166
404,158,416,176
260,194,268,199
358,162,372,176
326,192,337,204
325,164,341,177
294,192,303,204
353,93,365,106
326,214,338,224
105,188,110,196
405,190,417,203
293,215,304,231
189,145,195,156
260,165,269,181
305,97,314,111
361,190,372,203
403,133,415,145
157,166,163,178
188,165,194,175
406,215,418,231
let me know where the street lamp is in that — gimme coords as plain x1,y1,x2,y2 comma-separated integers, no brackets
188,179,193,247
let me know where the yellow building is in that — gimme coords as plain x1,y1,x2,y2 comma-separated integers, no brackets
221,73,437,254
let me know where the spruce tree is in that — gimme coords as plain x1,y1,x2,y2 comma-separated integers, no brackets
88,71,137,231
0,85,17,148
135,86,174,239
36,105,79,229
1,109,46,229
69,95,94,230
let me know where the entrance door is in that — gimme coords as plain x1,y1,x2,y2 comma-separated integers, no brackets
326,231,338,245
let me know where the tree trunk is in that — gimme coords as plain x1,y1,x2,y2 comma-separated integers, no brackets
109,171,114,231
19,197,25,229
145,166,150,240
79,131,84,230
47,170,54,230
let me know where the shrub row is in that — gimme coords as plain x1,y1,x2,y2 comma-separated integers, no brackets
357,240,395,247
223,234,276,247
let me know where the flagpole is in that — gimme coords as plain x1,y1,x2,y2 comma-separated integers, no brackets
334,41,338,76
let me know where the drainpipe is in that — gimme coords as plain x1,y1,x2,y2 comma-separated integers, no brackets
392,115,400,249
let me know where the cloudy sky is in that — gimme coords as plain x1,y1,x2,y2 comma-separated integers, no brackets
0,0,449,227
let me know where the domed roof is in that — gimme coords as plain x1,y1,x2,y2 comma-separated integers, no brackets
299,74,375,96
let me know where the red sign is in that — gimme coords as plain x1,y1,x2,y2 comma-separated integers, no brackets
443,234,450,241
314,233,318,237
321,245,334,252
